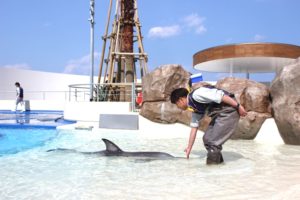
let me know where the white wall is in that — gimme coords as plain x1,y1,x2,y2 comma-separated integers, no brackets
0,68,96,100
64,102,132,122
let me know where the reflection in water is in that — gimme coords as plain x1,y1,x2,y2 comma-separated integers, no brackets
0,110,75,127
15,113,30,124
192,150,244,162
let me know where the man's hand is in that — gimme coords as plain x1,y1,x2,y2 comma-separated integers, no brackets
221,95,248,117
238,104,247,117
184,147,192,159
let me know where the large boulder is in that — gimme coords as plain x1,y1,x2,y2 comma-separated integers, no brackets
216,77,272,139
140,101,211,131
140,101,191,125
142,64,190,102
140,64,190,123
140,64,211,131
270,59,300,145
234,111,271,139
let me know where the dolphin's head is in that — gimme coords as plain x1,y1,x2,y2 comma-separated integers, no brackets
102,138,123,155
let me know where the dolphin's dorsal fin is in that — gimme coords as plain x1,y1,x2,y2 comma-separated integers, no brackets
102,138,123,153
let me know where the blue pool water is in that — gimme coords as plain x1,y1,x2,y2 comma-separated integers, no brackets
0,110,75,127
0,127,58,156
0,110,75,156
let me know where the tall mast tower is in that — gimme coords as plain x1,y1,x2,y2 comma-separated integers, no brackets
98,0,148,85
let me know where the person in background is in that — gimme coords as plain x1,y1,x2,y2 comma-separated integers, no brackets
170,84,247,165
14,82,24,111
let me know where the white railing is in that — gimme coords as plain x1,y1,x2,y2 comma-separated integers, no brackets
0,91,70,101
0,83,143,111
68,83,142,111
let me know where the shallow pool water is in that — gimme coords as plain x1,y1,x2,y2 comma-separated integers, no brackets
0,129,300,200
0,127,57,156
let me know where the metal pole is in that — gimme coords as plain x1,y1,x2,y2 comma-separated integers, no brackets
97,0,113,83
229,62,233,77
131,82,135,111
89,0,95,101
69,86,71,101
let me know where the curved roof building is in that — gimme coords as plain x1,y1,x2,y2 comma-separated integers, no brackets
193,43,300,75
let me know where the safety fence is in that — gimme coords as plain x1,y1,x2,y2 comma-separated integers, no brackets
0,83,143,111
68,83,142,111
0,91,69,101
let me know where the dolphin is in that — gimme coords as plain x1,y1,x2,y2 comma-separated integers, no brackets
47,138,176,160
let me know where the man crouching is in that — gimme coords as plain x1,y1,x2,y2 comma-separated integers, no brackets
170,85,247,164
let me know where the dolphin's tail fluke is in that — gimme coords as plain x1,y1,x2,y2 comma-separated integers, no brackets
102,138,123,153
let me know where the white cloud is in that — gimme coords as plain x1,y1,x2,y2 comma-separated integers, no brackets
254,34,266,42
2,63,31,70
195,25,207,34
148,25,181,38
182,13,207,34
147,13,207,39
63,53,100,75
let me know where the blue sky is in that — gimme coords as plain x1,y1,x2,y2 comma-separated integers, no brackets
1,0,300,81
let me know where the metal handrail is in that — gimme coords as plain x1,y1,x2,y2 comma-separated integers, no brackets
0,82,143,111
0,90,70,101
68,82,142,111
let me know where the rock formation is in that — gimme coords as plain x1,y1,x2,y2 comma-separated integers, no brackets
140,64,191,125
141,65,272,138
142,64,190,102
216,77,272,139
270,59,300,145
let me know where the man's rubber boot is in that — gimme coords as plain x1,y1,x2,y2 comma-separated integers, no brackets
206,151,224,165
